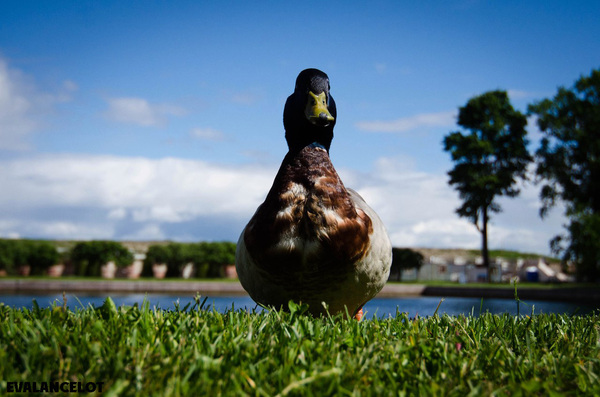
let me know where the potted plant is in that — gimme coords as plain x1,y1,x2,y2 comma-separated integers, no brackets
144,244,170,279
71,241,133,277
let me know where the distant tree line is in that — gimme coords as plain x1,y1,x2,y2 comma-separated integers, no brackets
0,239,421,281
443,68,600,282
0,239,236,278
142,242,236,278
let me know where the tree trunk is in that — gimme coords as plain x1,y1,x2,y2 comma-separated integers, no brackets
481,205,490,282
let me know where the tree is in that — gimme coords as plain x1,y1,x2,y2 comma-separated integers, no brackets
528,68,600,281
28,241,59,275
11,239,30,269
164,243,191,278
0,240,13,274
388,248,424,281
443,90,532,275
0,239,21,275
188,242,236,278
71,241,133,277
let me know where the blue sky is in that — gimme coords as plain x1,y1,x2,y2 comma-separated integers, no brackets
1,1,599,254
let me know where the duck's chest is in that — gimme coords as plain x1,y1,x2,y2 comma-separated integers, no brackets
244,147,372,272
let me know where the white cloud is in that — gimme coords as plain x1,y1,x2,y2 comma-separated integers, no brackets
0,59,37,150
507,89,540,100
34,222,105,240
400,219,481,249
108,207,127,220
0,154,273,214
0,153,565,253
132,206,188,223
8,220,114,241
0,154,274,240
356,111,456,133
104,97,186,127
190,127,226,141
121,224,166,241
339,157,472,249
0,57,74,151
339,156,565,255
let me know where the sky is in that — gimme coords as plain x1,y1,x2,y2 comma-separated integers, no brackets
1,1,599,255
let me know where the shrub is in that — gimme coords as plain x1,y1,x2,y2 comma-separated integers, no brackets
71,241,133,277
189,241,236,278
11,240,30,269
142,241,237,278
27,241,59,275
0,240,14,274
389,248,424,281
164,243,191,278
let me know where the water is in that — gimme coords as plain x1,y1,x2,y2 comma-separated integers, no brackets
1,293,597,318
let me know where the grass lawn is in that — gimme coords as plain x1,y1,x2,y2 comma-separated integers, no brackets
1,297,599,396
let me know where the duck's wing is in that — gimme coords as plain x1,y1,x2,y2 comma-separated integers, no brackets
347,189,390,245
347,188,393,284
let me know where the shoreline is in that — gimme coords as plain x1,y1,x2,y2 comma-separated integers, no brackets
1,279,599,303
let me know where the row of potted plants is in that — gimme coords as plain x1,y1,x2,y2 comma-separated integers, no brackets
142,242,237,279
0,239,237,279
0,239,60,276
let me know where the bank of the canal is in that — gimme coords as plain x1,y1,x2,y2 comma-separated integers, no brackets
1,279,598,303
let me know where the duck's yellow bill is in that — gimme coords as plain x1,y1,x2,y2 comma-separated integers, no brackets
304,91,334,125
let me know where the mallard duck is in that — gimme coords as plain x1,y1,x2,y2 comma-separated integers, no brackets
236,68,392,319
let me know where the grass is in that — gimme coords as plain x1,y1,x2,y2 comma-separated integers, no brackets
0,298,599,396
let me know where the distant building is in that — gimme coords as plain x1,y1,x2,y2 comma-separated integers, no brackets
400,253,571,283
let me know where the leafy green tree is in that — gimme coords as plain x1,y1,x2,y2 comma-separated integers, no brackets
11,240,30,269
205,242,236,278
28,241,59,275
528,68,600,281
71,241,133,277
389,248,424,281
164,243,191,278
443,90,532,274
187,243,209,278
188,242,236,278
0,239,16,274
0,240,30,274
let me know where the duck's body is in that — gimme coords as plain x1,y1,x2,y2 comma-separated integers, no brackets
236,69,391,317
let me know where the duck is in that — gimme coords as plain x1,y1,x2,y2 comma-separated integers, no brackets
236,68,392,319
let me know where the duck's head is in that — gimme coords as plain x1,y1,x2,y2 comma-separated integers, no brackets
283,68,337,152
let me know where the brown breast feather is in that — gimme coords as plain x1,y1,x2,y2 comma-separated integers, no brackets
244,146,373,282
